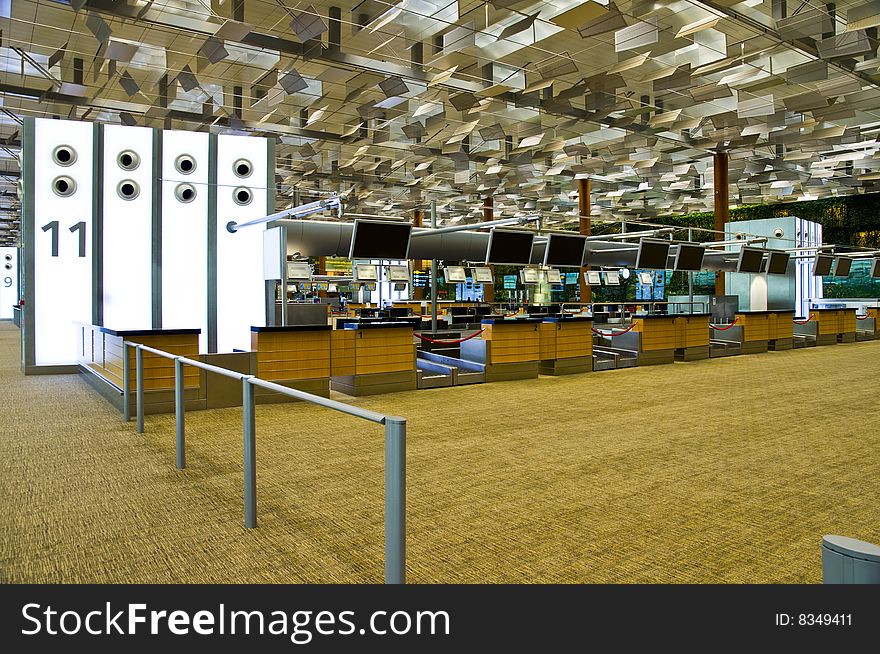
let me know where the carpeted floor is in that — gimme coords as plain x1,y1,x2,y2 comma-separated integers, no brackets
1,320,878,583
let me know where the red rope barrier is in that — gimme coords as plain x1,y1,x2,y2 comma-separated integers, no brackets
710,317,739,331
792,314,815,325
856,314,868,320
591,324,635,337
414,329,484,345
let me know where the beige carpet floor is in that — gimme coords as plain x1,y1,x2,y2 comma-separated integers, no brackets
1,321,878,583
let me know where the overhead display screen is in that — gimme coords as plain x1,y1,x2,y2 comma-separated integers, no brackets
387,264,410,282
673,243,705,271
471,267,493,284
833,257,852,277
586,271,602,285
766,250,791,275
603,271,620,285
544,268,562,285
287,262,312,280
813,254,834,276
543,233,587,267
737,247,765,273
444,266,467,283
353,264,378,281
521,268,539,284
349,220,412,260
486,229,535,265
636,239,671,269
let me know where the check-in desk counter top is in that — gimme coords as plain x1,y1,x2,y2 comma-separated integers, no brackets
77,324,202,414
250,326,332,400
538,316,593,375
330,322,416,396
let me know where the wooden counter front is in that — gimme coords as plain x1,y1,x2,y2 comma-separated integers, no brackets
331,322,416,396
481,319,541,364
735,312,770,342
632,316,676,351
538,317,593,375
251,326,331,381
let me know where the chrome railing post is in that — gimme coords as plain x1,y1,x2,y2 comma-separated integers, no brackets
384,416,406,584
135,345,144,434
242,376,257,529
122,341,132,422
175,357,185,469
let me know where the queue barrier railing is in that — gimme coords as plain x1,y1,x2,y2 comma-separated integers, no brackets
121,341,406,585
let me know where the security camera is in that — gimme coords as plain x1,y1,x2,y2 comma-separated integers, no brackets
735,232,746,240
773,228,784,238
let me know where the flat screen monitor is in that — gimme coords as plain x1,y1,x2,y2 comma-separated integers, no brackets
444,265,467,283
287,262,312,281
813,254,834,276
636,239,671,269
638,271,653,285
673,243,705,271
471,267,494,284
353,263,378,281
604,270,620,286
564,272,579,285
586,271,602,285
521,268,540,284
544,268,562,285
833,257,852,277
543,233,587,267
872,259,880,278
349,219,412,259
486,229,535,265
766,250,790,275
387,264,410,282
737,247,765,273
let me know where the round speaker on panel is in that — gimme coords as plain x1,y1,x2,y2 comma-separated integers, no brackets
52,176,76,197
233,186,252,206
175,154,196,175
117,179,140,200
117,150,140,171
52,145,76,167
174,183,196,203
4,254,11,261
233,158,253,178
4,263,11,270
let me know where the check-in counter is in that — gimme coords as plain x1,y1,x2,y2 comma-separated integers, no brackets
250,325,331,401
733,311,773,354
538,316,593,375
630,315,677,365
673,313,710,361
796,308,857,346
460,317,541,382
77,324,202,415
856,307,877,340
766,311,795,350
330,321,417,396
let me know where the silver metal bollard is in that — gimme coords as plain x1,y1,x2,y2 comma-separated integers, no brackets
384,416,406,584
242,377,257,529
123,342,131,422
135,345,144,434
175,357,185,469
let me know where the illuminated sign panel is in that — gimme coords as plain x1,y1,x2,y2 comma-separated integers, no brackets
161,129,209,352
215,134,269,353
102,124,154,329
32,118,94,366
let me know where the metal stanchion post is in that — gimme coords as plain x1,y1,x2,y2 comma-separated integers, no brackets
175,357,185,469
242,377,257,528
384,417,406,584
122,342,131,422
135,345,144,434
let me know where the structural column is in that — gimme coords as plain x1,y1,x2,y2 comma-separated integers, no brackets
578,178,591,302
483,196,494,303
713,151,729,297
412,209,424,301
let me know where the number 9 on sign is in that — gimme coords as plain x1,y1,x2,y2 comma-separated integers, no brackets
3,276,11,288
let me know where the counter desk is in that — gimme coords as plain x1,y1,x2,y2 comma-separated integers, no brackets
538,317,593,375
251,325,332,401
460,318,541,382
330,321,417,396
78,324,202,415
797,308,857,346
